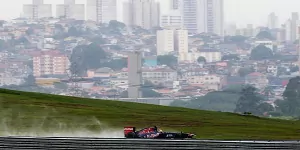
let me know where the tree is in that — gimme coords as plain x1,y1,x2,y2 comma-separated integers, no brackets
25,27,34,35
108,20,126,29
84,43,107,68
143,80,165,89
257,103,274,116
197,56,206,64
290,66,299,73
90,36,106,45
157,55,177,68
70,43,107,75
262,86,274,101
256,31,275,40
69,45,87,76
68,26,81,36
238,67,255,77
141,89,162,97
276,76,300,116
250,45,274,60
101,58,127,70
171,90,240,112
234,85,264,115
55,24,64,31
53,82,68,89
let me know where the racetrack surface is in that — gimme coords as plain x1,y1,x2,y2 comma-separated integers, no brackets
0,137,300,149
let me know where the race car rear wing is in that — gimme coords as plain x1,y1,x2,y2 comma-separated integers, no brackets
124,127,136,136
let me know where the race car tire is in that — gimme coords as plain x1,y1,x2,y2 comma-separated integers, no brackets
125,132,136,138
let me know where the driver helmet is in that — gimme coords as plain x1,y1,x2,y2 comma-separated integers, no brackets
158,129,163,132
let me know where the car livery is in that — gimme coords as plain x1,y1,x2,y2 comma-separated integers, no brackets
124,126,196,139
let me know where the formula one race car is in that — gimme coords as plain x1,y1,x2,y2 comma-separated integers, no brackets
124,126,196,139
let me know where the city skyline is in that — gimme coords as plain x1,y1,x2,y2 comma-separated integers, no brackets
1,0,300,27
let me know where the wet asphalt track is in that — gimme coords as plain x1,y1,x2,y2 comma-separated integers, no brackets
0,137,300,149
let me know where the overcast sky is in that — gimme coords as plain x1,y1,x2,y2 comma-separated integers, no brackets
0,0,300,28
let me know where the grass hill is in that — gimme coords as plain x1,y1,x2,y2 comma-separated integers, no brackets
0,89,300,140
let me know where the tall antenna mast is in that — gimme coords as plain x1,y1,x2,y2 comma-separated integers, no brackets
67,50,83,97
298,26,300,74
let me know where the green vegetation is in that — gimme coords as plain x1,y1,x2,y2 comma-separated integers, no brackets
250,44,274,60
256,30,275,40
275,76,300,117
1,89,300,140
197,56,206,64
157,55,177,69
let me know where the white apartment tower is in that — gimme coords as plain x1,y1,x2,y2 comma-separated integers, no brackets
156,28,189,62
170,0,180,10
56,0,85,20
285,19,292,41
23,0,52,20
182,0,224,36
175,29,189,62
285,13,300,42
156,29,175,55
86,0,117,23
123,0,160,29
267,12,278,29
291,12,299,42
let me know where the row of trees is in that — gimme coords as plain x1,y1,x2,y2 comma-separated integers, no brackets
69,43,128,75
275,76,300,116
171,76,300,118
170,84,273,116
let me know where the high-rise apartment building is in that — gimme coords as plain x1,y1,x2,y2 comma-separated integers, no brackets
291,12,299,41
56,0,85,20
156,30,175,55
267,12,278,29
156,28,188,62
170,0,180,10
285,13,300,42
128,51,143,99
23,0,52,20
182,0,224,36
86,0,117,23
285,19,292,41
160,10,183,28
123,0,160,29
175,29,189,62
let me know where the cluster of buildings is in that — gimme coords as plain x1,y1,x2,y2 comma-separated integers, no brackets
156,27,222,63
225,12,300,43
0,0,298,106
22,0,225,36
23,0,119,22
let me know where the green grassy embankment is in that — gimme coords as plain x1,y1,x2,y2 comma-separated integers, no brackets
0,89,299,140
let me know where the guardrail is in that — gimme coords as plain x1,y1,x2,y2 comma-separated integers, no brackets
0,137,300,149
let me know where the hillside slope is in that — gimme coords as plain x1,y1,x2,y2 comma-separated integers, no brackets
0,89,299,140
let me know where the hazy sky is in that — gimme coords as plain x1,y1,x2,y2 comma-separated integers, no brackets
0,0,300,27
